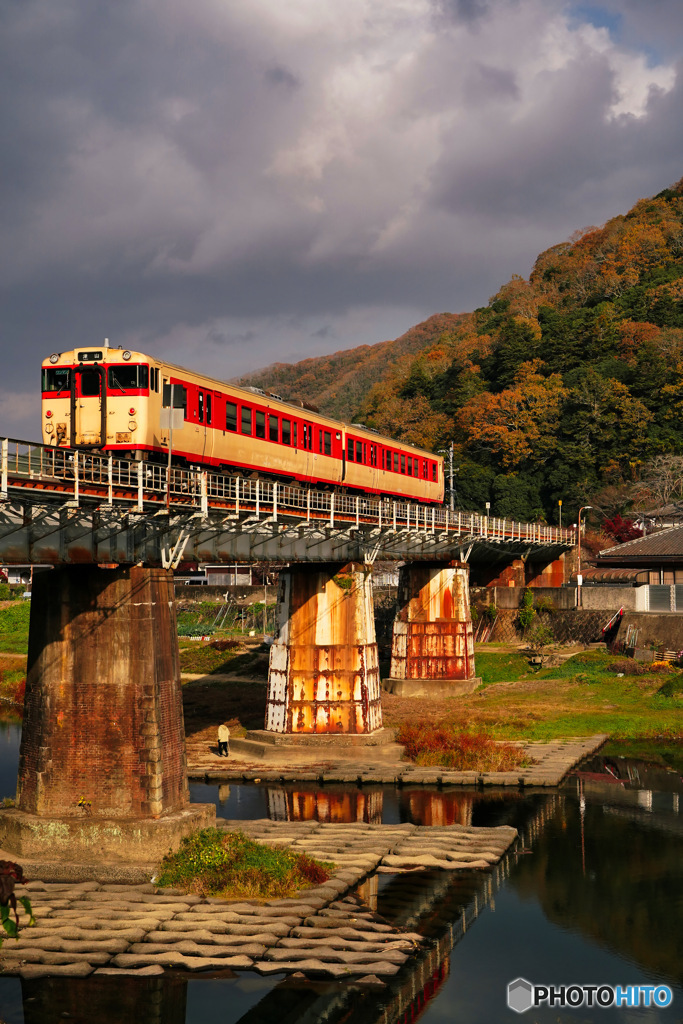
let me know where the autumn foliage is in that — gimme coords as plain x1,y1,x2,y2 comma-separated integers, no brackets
241,178,683,522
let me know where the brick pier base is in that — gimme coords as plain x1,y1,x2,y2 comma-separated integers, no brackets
0,565,213,863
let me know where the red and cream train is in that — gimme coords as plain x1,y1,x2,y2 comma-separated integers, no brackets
41,345,444,502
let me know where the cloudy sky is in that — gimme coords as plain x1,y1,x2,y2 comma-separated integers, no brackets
2,0,682,439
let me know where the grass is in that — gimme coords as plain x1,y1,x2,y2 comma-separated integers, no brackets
382,650,683,745
398,721,533,771
156,827,333,899
599,737,683,774
0,604,30,655
178,638,270,677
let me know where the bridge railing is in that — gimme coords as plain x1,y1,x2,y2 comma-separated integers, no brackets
0,437,576,546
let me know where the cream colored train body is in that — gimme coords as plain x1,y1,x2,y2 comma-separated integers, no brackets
41,346,444,502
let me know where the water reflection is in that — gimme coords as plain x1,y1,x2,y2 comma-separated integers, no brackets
1,727,682,1023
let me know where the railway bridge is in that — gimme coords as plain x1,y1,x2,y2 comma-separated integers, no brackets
0,437,576,867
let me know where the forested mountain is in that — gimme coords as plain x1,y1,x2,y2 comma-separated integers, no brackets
242,179,683,523
237,312,466,421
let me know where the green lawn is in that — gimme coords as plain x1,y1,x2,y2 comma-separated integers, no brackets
0,604,30,654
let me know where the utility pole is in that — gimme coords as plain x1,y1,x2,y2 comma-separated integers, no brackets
438,441,456,511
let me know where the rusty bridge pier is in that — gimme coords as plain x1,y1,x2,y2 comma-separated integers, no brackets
233,563,402,760
0,565,214,868
383,561,481,698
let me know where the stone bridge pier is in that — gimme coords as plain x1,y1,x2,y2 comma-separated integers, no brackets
383,561,480,698
0,564,213,866
233,563,402,760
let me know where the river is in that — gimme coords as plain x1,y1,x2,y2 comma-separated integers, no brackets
0,720,681,1023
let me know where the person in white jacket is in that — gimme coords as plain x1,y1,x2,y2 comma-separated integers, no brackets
217,723,230,757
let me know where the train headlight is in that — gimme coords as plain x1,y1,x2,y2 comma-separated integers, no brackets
49,353,59,364
128,420,137,431
122,350,132,361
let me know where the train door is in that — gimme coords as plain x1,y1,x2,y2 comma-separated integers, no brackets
71,365,105,446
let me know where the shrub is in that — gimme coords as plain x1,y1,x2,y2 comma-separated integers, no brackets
656,675,683,698
397,721,533,772
156,828,333,899
517,589,535,634
607,659,647,676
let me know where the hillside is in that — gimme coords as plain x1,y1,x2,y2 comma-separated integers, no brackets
237,312,467,421
242,179,683,523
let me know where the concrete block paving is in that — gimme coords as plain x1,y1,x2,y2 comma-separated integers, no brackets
0,819,517,981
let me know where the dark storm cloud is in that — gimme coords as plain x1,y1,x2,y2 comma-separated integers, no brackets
0,0,681,437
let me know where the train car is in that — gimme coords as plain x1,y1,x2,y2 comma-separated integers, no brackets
41,345,444,503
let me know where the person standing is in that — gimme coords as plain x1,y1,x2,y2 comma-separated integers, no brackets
217,722,230,757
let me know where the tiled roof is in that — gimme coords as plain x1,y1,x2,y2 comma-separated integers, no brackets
598,525,683,563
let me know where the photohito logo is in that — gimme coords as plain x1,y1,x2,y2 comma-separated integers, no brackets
507,979,673,1013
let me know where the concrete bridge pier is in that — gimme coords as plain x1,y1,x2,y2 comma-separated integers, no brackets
383,561,481,698
0,564,214,867
233,563,401,760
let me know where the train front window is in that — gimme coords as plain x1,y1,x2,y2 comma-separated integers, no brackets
80,369,101,397
226,402,237,431
42,367,70,393
108,365,149,391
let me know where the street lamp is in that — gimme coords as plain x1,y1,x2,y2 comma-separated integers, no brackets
577,505,592,606
558,499,562,529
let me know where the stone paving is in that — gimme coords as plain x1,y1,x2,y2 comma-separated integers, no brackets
187,735,607,787
0,820,516,981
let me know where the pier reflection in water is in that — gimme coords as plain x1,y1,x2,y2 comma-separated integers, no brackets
0,730,681,1023
188,778,520,827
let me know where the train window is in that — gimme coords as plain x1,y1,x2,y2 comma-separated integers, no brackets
400,454,406,474
393,452,399,472
370,445,376,467
432,463,437,481
269,416,279,443
162,382,187,412
407,458,412,476
198,392,204,423
292,421,297,447
241,406,253,434
206,393,212,424
318,430,323,454
255,410,266,439
282,419,291,445
324,431,331,456
226,401,237,432
108,365,148,391
42,367,71,393
347,438,354,461
423,460,427,478
152,367,159,392
355,441,363,463
303,423,314,450
80,368,101,397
